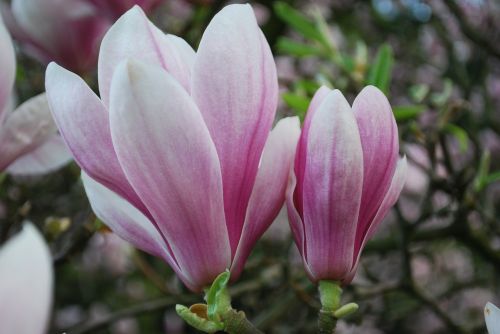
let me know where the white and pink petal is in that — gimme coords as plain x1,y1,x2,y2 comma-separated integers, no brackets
231,117,300,278
109,60,230,291
302,90,364,280
98,6,194,106
352,86,399,235
45,63,146,215
0,224,53,334
192,4,278,253
0,13,15,118
6,135,72,175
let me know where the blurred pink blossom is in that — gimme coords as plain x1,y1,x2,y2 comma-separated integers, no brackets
81,232,133,275
1,0,110,73
0,16,71,175
87,0,163,20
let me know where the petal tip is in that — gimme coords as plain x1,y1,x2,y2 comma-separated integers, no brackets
214,3,257,25
45,62,70,86
124,4,146,17
359,85,389,102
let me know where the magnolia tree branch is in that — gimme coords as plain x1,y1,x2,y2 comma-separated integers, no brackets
442,0,500,60
222,309,264,334
68,296,195,334
67,275,270,334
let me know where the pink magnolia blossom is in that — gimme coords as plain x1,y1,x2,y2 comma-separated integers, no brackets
87,0,163,20
286,86,407,284
0,16,71,174
46,4,300,292
0,224,53,334
1,0,110,73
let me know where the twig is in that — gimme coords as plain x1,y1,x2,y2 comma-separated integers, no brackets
409,287,468,334
67,295,196,334
442,0,500,60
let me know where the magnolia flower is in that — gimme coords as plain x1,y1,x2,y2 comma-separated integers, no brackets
87,0,163,20
287,86,407,284
0,224,53,334
0,16,71,175
486,302,500,334
46,4,300,292
1,0,110,73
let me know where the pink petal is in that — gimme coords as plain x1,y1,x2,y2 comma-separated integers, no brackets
294,86,331,216
231,117,301,278
302,90,364,280
192,4,278,253
165,34,196,80
81,172,198,291
98,6,194,106
0,224,53,334
45,63,147,216
286,170,315,280
0,94,57,172
346,156,407,283
6,135,72,175
0,14,15,117
352,86,399,245
0,2,29,43
109,60,230,291
364,156,407,241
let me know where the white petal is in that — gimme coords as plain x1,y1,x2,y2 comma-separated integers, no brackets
486,302,500,334
6,135,72,175
0,223,53,334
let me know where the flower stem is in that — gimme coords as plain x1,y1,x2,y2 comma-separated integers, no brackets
318,309,338,334
176,271,263,334
317,280,342,334
222,309,264,334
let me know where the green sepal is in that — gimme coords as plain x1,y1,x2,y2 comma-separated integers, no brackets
318,280,342,312
333,302,359,318
205,270,231,322
175,304,223,333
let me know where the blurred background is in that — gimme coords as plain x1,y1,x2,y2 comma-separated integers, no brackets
0,0,499,333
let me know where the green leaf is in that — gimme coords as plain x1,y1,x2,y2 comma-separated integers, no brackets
474,151,490,192
484,172,500,185
444,124,469,153
295,79,320,94
274,2,328,47
205,270,231,322
340,54,355,72
431,79,453,107
282,93,310,116
409,84,429,103
393,105,426,122
276,37,323,57
473,151,500,191
367,44,393,94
